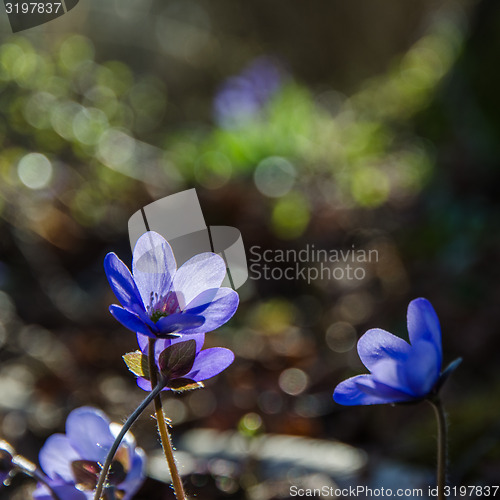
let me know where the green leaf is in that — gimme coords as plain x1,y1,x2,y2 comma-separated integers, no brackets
158,340,197,382
122,351,150,379
169,379,205,393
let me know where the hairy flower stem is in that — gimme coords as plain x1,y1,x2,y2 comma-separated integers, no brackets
429,398,447,500
93,380,166,500
148,339,187,500
12,455,62,500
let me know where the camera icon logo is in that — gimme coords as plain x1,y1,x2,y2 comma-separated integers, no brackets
128,189,248,290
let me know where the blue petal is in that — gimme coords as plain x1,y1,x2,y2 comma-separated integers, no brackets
136,376,171,392
118,447,146,500
356,375,415,403
136,377,155,392
33,482,87,500
399,339,441,397
65,407,114,464
132,232,177,308
186,347,234,382
357,328,411,371
407,298,442,360
172,252,227,308
137,332,171,354
104,253,144,312
109,305,154,337
369,358,416,395
155,313,205,336
157,332,205,357
354,375,416,402
183,288,239,334
38,434,79,482
333,375,414,405
136,332,205,357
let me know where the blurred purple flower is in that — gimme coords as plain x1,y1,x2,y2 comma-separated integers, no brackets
214,56,284,128
134,332,234,391
104,231,239,339
334,298,445,405
33,407,145,500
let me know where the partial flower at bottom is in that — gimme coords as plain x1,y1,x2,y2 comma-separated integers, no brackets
33,407,145,500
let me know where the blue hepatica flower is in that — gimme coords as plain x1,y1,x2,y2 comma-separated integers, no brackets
33,407,145,500
334,298,446,405
104,231,239,339
213,56,284,128
134,332,235,391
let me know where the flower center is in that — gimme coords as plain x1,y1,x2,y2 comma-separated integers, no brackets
147,290,181,323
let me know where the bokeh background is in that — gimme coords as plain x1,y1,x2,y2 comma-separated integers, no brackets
0,0,499,498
